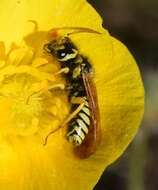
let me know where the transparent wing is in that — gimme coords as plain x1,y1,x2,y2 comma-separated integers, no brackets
74,71,101,158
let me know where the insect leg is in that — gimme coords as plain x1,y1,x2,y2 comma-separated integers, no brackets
53,67,69,76
43,97,86,146
70,96,85,104
62,97,86,126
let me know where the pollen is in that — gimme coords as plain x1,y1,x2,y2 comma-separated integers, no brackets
0,42,68,142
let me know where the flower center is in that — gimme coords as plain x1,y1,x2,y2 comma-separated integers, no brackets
0,43,69,142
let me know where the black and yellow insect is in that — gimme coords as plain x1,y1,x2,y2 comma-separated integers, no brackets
44,27,101,158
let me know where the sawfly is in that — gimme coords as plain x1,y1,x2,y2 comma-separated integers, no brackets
44,27,101,158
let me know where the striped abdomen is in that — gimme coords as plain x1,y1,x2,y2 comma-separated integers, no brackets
67,97,91,146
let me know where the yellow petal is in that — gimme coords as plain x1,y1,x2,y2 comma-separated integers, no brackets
0,1,33,48
0,0,105,47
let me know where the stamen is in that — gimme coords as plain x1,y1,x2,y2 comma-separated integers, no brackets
0,65,56,82
0,43,68,140
28,20,39,32
32,58,49,68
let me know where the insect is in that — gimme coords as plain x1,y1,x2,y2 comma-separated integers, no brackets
43,27,101,158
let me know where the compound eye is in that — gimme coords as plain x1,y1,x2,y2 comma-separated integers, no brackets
57,50,67,59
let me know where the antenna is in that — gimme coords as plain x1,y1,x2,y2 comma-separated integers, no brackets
49,26,102,36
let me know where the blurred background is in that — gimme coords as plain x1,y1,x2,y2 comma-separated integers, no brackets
87,0,158,190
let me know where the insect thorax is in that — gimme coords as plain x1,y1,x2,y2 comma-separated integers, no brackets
45,37,93,97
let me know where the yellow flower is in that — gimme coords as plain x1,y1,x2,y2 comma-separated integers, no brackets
0,0,144,190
